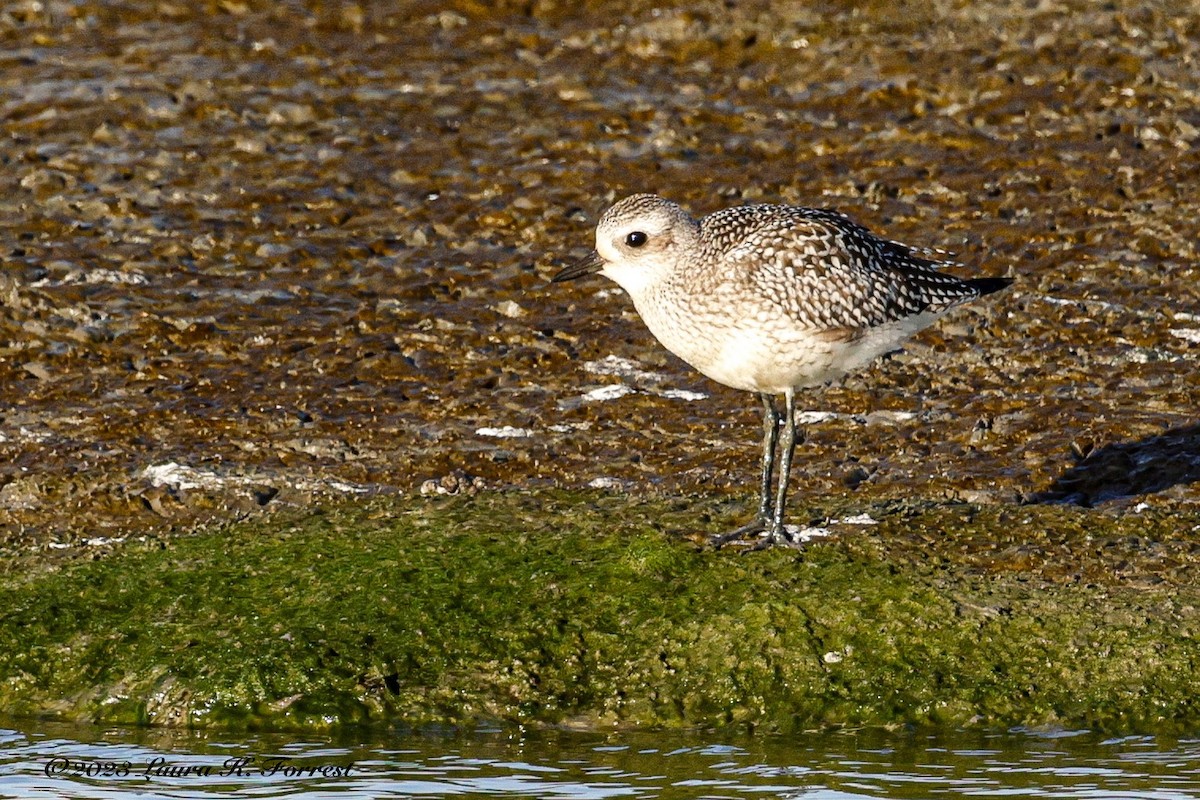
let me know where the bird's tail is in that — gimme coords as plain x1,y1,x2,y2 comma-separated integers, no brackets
967,276,1014,297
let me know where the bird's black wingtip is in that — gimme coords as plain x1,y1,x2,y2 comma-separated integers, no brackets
969,276,1014,297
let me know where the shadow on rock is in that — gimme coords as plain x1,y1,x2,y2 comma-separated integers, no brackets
1031,425,1200,507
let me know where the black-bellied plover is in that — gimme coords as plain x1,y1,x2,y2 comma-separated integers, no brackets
553,194,1011,547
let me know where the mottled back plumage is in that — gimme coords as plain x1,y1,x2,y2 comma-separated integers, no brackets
701,203,999,335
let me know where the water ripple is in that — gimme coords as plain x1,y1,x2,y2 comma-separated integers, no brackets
1,720,1198,799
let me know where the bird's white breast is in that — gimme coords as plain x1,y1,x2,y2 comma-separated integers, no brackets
628,284,941,395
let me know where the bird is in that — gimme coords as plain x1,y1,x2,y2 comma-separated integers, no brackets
552,193,1011,547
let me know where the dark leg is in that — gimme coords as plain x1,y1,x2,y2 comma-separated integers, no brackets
710,393,779,547
753,393,779,522
764,387,799,545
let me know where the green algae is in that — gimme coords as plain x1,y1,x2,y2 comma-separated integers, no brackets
1,491,1198,733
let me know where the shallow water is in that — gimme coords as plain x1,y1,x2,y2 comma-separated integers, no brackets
2,719,1198,799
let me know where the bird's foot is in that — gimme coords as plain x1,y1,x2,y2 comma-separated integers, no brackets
745,525,802,551
711,520,808,551
708,518,767,549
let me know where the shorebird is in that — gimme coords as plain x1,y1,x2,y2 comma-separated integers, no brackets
553,193,1011,547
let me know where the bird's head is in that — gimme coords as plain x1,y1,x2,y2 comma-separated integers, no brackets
553,194,700,298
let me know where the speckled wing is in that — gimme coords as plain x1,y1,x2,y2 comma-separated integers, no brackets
705,205,985,337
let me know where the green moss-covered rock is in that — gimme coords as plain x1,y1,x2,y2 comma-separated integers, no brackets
1,491,1198,732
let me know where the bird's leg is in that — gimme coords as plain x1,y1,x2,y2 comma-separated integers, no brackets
765,387,799,545
754,392,780,523
710,393,779,547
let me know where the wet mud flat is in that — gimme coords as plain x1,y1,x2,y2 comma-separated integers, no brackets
0,1,1198,730
0,0,1198,549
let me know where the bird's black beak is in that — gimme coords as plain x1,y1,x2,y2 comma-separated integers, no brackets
552,250,605,283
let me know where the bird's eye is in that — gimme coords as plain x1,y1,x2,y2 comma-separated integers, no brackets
625,231,648,248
